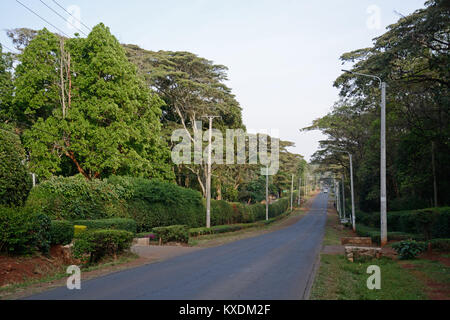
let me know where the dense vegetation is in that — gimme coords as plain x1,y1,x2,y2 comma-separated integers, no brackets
306,0,449,212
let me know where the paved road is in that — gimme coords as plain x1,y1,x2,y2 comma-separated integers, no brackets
27,193,329,300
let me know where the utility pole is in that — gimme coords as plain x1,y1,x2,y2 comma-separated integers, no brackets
431,141,438,207
341,174,346,223
342,70,387,246
298,176,301,206
380,81,387,246
203,115,220,228
349,154,356,231
290,174,294,211
266,166,269,221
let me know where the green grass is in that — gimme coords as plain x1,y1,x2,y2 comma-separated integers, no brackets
310,255,427,300
322,214,354,246
399,259,450,285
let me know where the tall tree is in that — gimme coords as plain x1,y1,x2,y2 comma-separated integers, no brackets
18,24,174,181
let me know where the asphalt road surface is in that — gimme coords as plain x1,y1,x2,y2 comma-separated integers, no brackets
27,193,329,300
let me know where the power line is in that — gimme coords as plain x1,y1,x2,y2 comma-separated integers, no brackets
52,0,91,32
0,42,17,53
15,0,70,38
39,0,88,37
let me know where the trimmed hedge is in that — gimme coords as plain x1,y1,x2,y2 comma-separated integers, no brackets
356,207,450,239
49,220,74,245
25,175,127,220
73,218,137,234
107,176,204,232
72,229,134,263
153,225,189,244
0,206,51,254
356,224,424,244
428,238,450,252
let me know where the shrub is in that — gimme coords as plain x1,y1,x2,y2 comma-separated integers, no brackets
0,127,32,206
50,220,74,245
25,175,127,220
153,225,189,244
0,206,50,254
72,218,137,234
108,176,204,232
392,240,427,260
269,198,289,218
210,200,234,225
428,239,450,252
74,225,87,237
72,229,134,263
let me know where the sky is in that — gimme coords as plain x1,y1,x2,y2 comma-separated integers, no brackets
0,0,427,161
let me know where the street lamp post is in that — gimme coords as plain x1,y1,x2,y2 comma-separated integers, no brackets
342,69,387,246
330,149,356,231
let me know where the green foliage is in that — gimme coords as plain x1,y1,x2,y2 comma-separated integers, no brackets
269,198,290,218
0,206,50,254
108,176,204,232
210,200,234,225
72,229,134,263
25,175,127,220
74,225,87,237
72,218,137,234
0,45,14,122
49,220,74,245
307,0,450,211
18,24,173,180
428,238,450,252
357,207,450,239
0,126,32,207
392,240,427,260
153,225,189,244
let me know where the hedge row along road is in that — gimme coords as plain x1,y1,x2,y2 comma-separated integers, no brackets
27,193,329,300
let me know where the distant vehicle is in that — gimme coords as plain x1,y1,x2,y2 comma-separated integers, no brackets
323,189,328,193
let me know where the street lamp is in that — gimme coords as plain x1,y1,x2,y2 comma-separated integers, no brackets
342,69,387,246
330,149,356,232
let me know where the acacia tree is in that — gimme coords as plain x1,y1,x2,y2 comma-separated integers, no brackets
125,45,245,196
16,24,174,181
307,0,450,210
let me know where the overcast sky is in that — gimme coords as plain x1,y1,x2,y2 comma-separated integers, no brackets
1,0,426,160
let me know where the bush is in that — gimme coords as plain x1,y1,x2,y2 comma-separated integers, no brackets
72,218,137,234
210,200,234,226
26,175,127,220
50,220,74,245
357,207,450,240
74,225,87,237
0,127,32,206
153,225,189,244
269,198,289,218
392,240,427,260
108,176,204,232
72,229,134,263
428,238,450,252
0,206,50,254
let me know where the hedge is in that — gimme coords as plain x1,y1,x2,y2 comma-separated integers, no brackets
153,225,189,244
25,175,127,220
49,220,74,245
73,218,137,234
72,229,134,263
356,224,424,244
356,207,450,240
0,206,51,254
108,176,204,232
